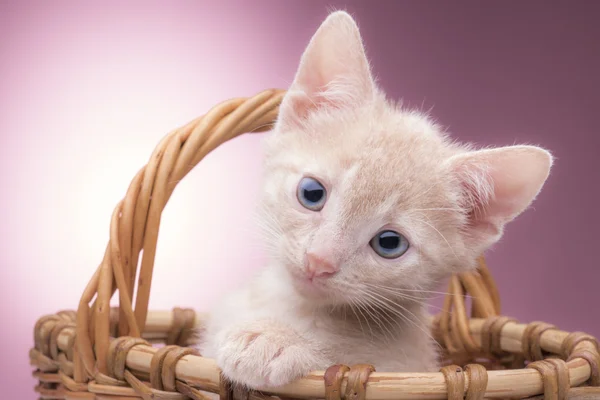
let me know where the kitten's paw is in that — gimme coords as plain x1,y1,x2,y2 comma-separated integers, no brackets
216,321,321,388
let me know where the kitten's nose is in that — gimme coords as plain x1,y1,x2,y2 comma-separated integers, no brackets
305,252,339,280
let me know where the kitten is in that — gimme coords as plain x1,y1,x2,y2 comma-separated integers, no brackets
200,10,552,389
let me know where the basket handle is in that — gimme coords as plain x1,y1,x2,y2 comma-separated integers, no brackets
75,89,286,379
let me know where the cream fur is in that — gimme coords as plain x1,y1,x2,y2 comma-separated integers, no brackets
200,10,553,389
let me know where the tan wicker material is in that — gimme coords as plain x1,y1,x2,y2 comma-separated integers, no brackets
30,89,600,399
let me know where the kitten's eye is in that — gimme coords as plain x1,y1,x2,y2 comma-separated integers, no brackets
297,177,327,211
370,230,409,259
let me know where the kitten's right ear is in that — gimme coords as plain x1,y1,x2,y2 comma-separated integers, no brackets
277,11,376,130
447,145,553,255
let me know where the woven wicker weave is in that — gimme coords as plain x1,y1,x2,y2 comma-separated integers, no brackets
30,89,600,400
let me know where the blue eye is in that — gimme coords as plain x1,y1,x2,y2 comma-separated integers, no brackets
370,230,409,259
297,177,327,211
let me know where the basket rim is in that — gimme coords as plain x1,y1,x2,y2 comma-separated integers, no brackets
31,309,598,400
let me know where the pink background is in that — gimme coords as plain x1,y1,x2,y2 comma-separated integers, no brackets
1,1,599,397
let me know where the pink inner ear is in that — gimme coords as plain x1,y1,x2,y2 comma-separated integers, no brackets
281,89,346,126
277,11,375,129
281,92,314,125
452,145,553,250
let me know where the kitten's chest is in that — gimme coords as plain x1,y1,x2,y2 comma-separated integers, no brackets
327,338,437,372
306,319,438,372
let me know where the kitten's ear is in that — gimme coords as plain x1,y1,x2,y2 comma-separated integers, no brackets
448,145,553,253
278,11,375,129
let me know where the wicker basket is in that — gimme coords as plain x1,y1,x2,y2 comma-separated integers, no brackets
30,89,600,400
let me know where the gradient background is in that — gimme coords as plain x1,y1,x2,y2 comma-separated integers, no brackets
1,1,599,397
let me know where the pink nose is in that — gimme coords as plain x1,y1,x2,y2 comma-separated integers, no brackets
305,252,339,280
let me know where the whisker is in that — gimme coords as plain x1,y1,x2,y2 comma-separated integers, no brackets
363,283,456,297
348,298,367,338
356,297,393,344
359,288,443,351
353,299,374,339
364,288,449,312
408,207,463,212
355,289,406,332
410,181,442,203
411,216,459,261
363,284,432,301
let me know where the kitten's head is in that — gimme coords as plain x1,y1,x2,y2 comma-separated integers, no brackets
258,11,552,307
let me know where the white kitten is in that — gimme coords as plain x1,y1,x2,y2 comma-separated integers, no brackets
200,11,552,389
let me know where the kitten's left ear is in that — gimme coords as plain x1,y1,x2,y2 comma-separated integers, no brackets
448,145,553,254
278,11,376,130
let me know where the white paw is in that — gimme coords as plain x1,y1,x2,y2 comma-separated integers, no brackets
216,321,321,388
